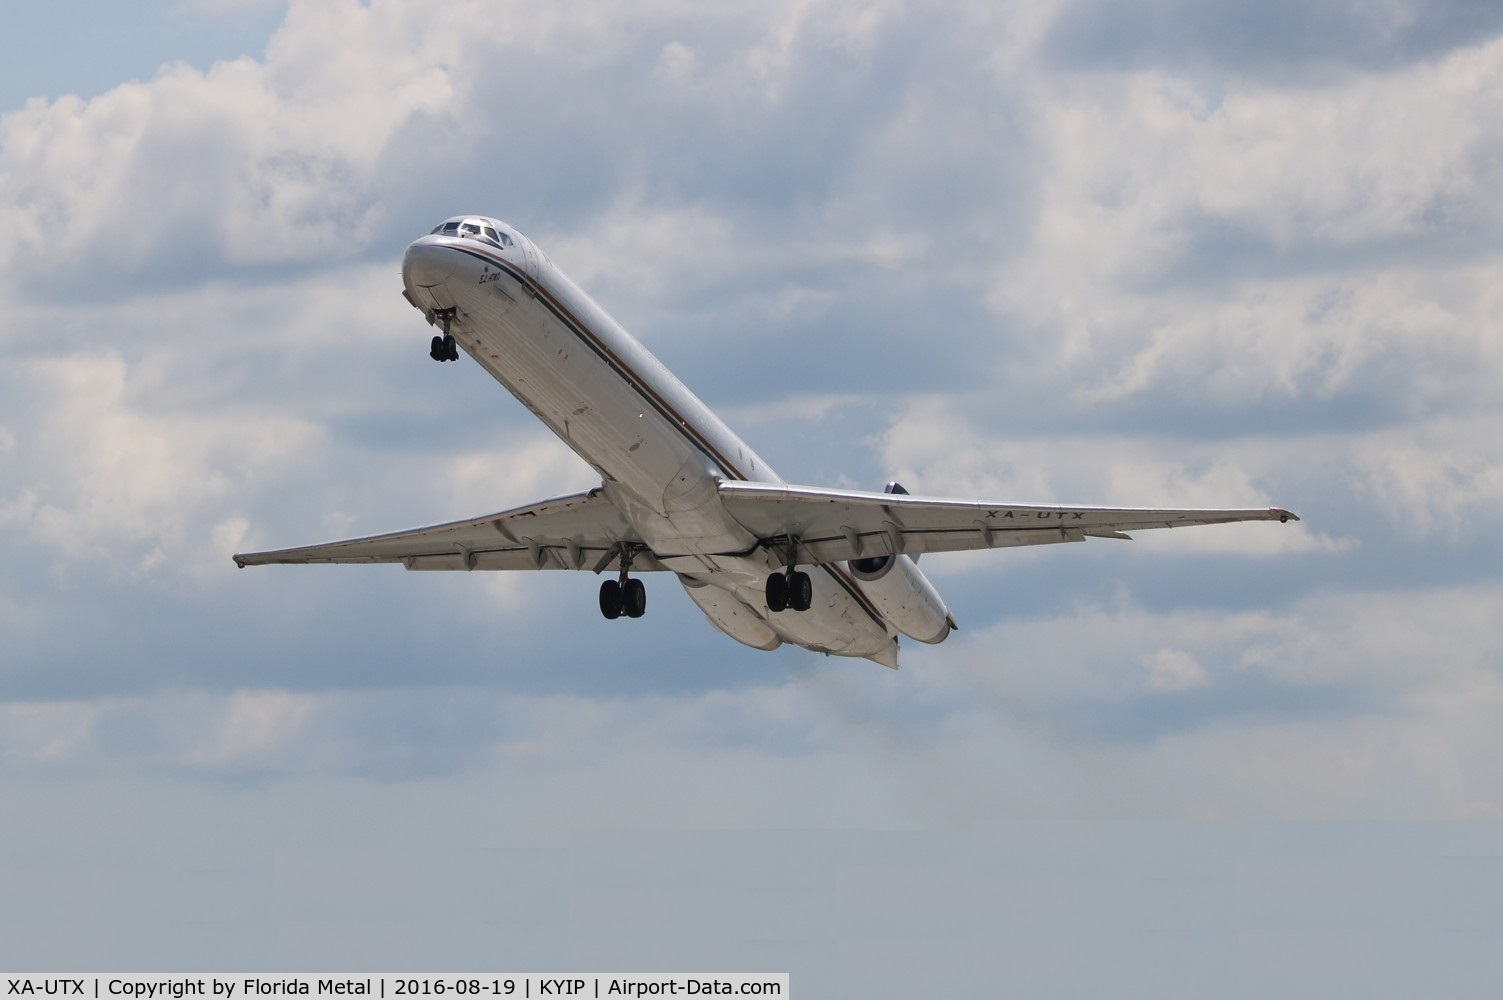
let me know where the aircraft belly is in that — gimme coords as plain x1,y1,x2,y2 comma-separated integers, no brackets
678,554,893,658
446,275,758,556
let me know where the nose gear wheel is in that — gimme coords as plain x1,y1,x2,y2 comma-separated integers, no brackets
429,310,459,362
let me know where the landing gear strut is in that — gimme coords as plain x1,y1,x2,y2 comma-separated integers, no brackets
599,543,646,620
429,309,459,362
765,537,813,613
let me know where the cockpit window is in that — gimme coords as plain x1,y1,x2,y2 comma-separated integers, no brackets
431,219,512,248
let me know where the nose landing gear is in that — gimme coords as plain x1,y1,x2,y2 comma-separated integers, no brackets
429,309,460,362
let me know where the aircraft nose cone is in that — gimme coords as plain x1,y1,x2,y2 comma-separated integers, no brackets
402,238,452,292
403,237,463,314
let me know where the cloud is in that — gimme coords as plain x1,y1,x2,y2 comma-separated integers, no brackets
0,0,1500,873
899,582,1503,819
8,572,1503,823
1353,417,1503,540
1141,647,1210,691
181,0,288,12
1,349,319,577
0,0,455,296
982,40,1503,431
1044,0,1503,81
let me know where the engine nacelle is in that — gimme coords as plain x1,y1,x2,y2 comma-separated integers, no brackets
679,575,782,651
847,553,953,644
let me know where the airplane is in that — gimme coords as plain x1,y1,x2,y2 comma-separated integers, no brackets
233,215,1299,669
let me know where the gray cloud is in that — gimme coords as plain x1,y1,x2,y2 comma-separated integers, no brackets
1045,0,1503,80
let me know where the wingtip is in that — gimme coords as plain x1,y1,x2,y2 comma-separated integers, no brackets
1272,508,1300,523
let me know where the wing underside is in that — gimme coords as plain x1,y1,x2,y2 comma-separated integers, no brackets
234,480,1298,574
717,480,1298,565
233,488,663,572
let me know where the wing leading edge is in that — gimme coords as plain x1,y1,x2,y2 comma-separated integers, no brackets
717,480,1298,564
232,488,664,572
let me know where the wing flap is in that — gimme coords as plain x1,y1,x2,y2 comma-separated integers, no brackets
718,480,1297,563
234,488,661,572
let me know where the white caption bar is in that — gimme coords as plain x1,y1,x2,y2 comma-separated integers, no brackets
3,977,787,1000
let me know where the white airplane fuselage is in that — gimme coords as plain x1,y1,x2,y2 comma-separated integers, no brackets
401,217,919,664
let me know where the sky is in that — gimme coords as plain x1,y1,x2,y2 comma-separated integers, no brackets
3,0,1503,991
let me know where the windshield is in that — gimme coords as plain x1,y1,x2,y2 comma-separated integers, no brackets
431,218,512,248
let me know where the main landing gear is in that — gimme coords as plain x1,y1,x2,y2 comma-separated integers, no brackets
599,543,646,620
600,577,646,620
765,537,813,614
765,569,812,613
429,309,459,362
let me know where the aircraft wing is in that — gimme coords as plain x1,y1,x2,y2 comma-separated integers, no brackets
718,481,1298,564
233,488,663,572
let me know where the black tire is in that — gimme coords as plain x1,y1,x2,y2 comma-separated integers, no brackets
429,335,445,361
599,579,623,620
765,572,788,613
624,578,647,618
444,335,459,361
789,570,813,612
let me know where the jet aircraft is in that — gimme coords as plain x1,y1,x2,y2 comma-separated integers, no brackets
234,216,1299,668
